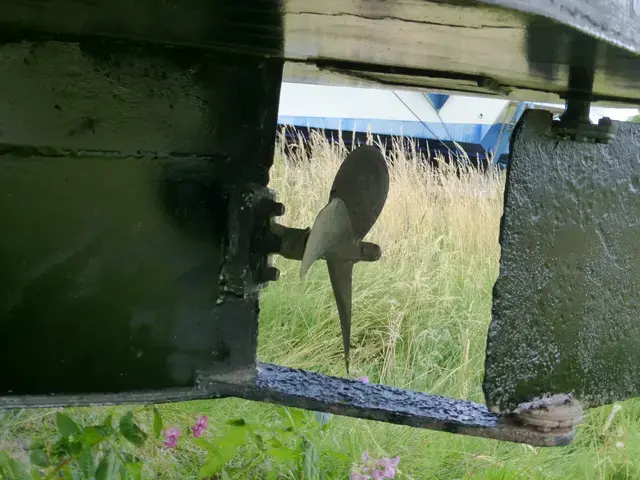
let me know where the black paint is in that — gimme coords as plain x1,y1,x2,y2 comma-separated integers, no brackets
484,109,640,412
0,34,284,395
0,363,576,447
224,363,575,446
0,155,225,393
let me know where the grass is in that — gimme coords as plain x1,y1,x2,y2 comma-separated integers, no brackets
2,130,640,479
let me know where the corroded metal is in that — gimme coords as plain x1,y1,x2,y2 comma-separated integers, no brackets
511,394,583,432
214,364,576,446
0,363,576,447
484,109,640,413
550,36,618,143
0,38,284,396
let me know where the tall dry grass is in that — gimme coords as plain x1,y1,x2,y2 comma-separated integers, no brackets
260,129,505,400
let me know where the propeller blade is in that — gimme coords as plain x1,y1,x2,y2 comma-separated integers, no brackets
329,145,389,240
300,197,355,279
327,260,353,374
299,145,389,376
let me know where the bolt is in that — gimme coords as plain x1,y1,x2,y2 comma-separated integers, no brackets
271,202,285,217
260,199,285,217
262,266,280,282
598,117,612,128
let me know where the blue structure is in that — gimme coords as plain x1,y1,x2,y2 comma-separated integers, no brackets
277,83,531,167
426,93,449,111
481,102,530,167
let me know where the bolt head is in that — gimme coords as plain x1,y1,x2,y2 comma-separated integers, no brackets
262,266,280,282
270,202,285,217
598,117,612,128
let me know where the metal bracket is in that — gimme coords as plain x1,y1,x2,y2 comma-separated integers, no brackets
0,362,576,447
550,97,617,143
198,364,577,447
549,36,618,144
219,184,286,297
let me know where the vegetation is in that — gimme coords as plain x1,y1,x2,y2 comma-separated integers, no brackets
1,131,637,479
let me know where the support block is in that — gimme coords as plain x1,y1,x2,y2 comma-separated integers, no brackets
484,109,640,412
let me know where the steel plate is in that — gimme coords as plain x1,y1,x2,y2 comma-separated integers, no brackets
0,39,283,397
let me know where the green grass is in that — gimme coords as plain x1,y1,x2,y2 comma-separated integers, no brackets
2,131,640,479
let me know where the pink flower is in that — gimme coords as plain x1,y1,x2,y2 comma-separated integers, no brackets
371,470,385,480
191,415,208,438
379,457,400,478
353,451,400,480
357,377,369,383
162,427,181,448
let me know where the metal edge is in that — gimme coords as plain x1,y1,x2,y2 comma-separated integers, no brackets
0,362,576,447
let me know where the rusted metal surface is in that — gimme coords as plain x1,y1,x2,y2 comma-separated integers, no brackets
213,363,576,447
0,38,283,396
0,1,640,103
0,363,576,447
484,109,640,413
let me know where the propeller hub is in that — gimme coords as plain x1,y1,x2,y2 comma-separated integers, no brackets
359,241,382,262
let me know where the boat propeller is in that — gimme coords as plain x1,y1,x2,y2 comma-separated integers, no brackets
270,145,390,374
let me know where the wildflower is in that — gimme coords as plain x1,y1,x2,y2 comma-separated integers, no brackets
379,456,400,478
191,415,208,438
357,376,369,383
361,451,371,472
163,427,181,448
351,451,400,479
371,470,385,480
